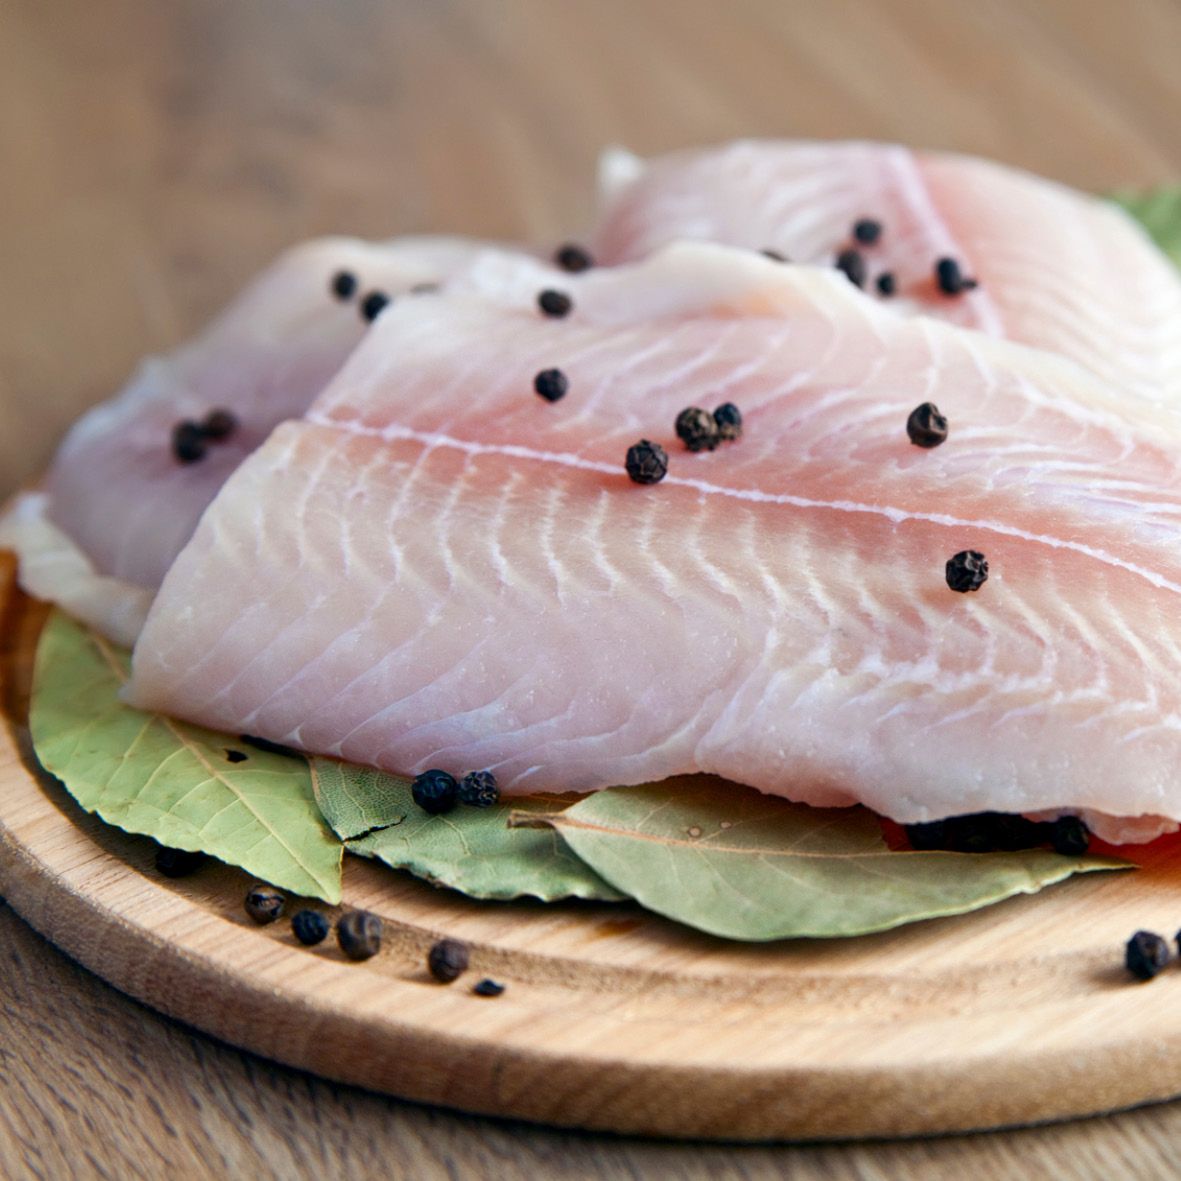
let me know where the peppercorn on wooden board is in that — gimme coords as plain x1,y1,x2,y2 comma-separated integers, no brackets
5,566,1181,1142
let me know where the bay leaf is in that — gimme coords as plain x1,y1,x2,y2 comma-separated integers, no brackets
312,759,623,901
1114,187,1181,268
30,610,342,902
519,777,1131,940
309,757,411,841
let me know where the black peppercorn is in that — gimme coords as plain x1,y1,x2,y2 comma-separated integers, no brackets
625,439,668,485
876,272,896,297
412,769,459,814
853,218,882,245
458,770,499,808
538,289,572,318
337,910,383,961
906,402,949,448
201,409,238,440
172,420,207,464
945,550,989,593
908,813,1047,853
427,938,471,983
155,845,206,878
835,248,867,289
245,884,286,925
713,403,743,441
935,257,978,296
472,978,506,997
291,909,330,946
1050,815,1091,857
225,749,247,763
554,243,593,273
360,291,390,322
331,270,358,300
1126,930,1170,981
533,368,569,403
675,407,720,452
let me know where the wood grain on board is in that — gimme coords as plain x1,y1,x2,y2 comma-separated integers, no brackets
3,0,1181,1177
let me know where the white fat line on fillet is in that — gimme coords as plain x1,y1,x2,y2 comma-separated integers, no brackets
312,417,1181,596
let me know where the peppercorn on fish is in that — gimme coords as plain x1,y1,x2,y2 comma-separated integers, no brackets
125,243,1181,844
0,236,550,641
594,141,1181,407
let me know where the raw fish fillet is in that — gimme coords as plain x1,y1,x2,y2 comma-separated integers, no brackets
36,236,545,593
593,142,1181,405
126,244,1181,840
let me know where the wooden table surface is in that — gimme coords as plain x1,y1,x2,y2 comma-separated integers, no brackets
2,1,1181,1176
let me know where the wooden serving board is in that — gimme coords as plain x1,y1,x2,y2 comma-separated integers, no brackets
4,569,1181,1142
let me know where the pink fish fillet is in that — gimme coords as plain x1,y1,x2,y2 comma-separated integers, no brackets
593,141,1181,406
2,236,554,641
40,236,539,591
125,244,1181,840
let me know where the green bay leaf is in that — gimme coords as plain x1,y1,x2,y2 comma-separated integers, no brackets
1113,187,1181,268
30,610,342,902
524,777,1130,940
310,757,411,841
311,760,623,902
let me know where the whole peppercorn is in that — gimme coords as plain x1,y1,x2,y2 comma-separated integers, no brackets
1126,930,1170,981
853,218,882,245
472,978,506,997
945,550,988,593
244,884,286,925
201,409,238,440
935,257,978,295
533,368,569,403
458,770,499,808
427,938,471,983
155,845,206,878
1050,815,1091,857
337,910,383,961
835,248,867,289
906,402,949,448
537,289,573,318
625,439,668,485
675,407,720,452
876,272,896,297
412,769,459,814
554,243,593,273
291,909,330,946
331,270,358,300
713,403,743,441
172,420,207,464
360,291,390,322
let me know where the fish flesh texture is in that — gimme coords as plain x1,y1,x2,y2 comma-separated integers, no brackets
3,236,552,641
125,243,1181,841
39,236,537,592
593,141,1181,406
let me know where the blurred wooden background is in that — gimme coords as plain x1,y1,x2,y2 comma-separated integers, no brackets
2,0,1181,1177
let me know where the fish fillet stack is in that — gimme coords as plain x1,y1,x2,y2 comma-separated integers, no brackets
8,140,1181,843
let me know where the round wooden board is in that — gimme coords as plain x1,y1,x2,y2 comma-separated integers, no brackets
4,568,1181,1142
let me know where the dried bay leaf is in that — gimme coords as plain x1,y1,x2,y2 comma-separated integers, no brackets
311,759,624,902
310,757,411,841
30,610,342,902
520,777,1131,940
